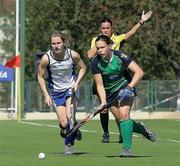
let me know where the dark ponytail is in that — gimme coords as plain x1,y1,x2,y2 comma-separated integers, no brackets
95,35,113,45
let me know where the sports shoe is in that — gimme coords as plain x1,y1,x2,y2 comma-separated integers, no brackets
120,148,132,157
75,129,82,141
65,144,73,155
119,134,123,143
139,122,157,142
101,132,110,143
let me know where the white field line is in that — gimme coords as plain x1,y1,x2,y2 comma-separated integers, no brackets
168,119,180,122
21,121,180,143
21,121,97,133
157,138,180,143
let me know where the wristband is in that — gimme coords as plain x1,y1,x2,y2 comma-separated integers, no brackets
126,85,133,89
139,19,144,25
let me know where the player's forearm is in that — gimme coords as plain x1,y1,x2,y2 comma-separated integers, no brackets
38,76,49,97
125,11,152,40
125,22,141,40
97,85,106,104
129,69,144,88
87,47,97,59
75,66,86,85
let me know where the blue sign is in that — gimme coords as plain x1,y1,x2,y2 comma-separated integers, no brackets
0,64,14,82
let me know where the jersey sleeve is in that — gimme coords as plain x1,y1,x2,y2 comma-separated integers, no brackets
114,50,133,67
120,51,133,67
91,58,101,74
90,37,97,48
111,34,126,50
116,34,126,42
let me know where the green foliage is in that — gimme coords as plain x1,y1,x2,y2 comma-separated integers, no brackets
1,0,180,80
0,1,16,57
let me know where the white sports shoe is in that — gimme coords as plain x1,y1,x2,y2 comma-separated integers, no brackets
139,122,157,142
120,148,132,157
65,144,73,155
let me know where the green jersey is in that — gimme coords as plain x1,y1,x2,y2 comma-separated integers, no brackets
91,50,132,93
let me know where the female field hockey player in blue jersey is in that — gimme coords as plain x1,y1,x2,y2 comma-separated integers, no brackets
38,31,86,155
91,35,156,157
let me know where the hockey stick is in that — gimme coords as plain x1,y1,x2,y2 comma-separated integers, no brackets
69,88,75,129
66,93,119,137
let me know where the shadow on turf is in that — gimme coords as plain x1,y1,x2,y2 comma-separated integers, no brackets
108,141,121,144
50,152,90,156
105,155,153,158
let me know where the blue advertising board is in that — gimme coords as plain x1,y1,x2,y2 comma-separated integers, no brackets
0,64,14,82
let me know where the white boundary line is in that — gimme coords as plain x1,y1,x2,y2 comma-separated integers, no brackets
21,121,97,133
157,138,180,143
21,121,180,143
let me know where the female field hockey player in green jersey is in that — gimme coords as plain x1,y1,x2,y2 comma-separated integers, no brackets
87,11,152,143
91,35,156,157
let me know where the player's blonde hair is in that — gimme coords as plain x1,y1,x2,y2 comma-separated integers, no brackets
50,30,71,47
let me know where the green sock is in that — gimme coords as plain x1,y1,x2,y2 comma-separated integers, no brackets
132,120,146,136
120,119,133,149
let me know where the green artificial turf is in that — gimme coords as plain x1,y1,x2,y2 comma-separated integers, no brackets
0,119,180,166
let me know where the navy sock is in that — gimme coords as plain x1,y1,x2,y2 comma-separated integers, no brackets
65,122,75,146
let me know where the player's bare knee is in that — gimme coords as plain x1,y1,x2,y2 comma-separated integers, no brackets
119,112,129,120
